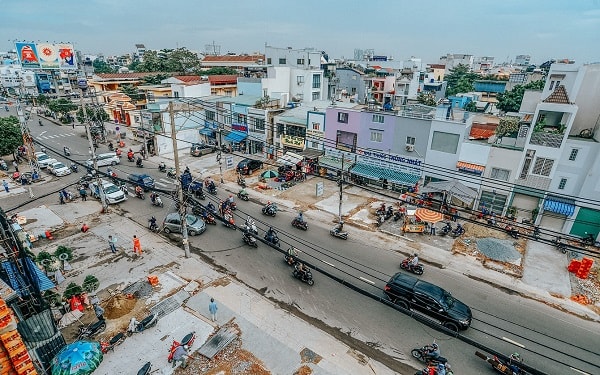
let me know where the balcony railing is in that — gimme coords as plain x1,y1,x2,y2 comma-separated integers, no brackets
529,132,564,148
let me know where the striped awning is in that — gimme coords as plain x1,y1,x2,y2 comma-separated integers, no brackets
544,196,575,216
456,161,485,174
350,163,420,186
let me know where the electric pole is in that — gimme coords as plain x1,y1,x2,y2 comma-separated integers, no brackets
170,102,191,258
338,154,344,223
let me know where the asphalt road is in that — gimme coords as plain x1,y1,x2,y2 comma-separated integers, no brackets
5,111,600,375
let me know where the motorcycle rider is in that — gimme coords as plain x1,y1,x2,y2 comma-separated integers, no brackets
425,343,440,361
296,262,307,280
158,161,166,172
136,156,143,167
127,149,134,161
148,216,157,231
38,119,43,126
115,148,122,157
63,146,70,155
108,141,114,151
296,211,304,223
266,227,277,243
207,202,216,213
286,247,299,265
333,221,345,234
508,352,522,374
135,185,143,197
408,253,419,271
150,192,158,204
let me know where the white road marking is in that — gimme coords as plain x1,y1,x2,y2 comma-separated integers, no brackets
501,337,525,348
322,261,335,268
159,178,175,184
39,131,47,136
570,367,591,375
154,181,168,187
359,276,375,285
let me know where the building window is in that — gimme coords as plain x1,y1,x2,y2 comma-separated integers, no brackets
287,125,305,138
337,112,348,123
558,178,567,190
568,148,578,161
532,157,554,176
277,123,284,135
406,136,416,145
266,58,271,64
297,58,304,65
312,92,320,100
206,110,215,121
430,131,459,153
372,114,384,123
312,74,321,89
549,81,555,91
236,114,247,124
224,115,231,125
490,167,510,181
254,118,265,131
336,130,357,152
278,58,286,64
520,149,535,179
296,76,304,85
555,80,561,88
174,91,179,98
370,130,383,143
312,122,320,131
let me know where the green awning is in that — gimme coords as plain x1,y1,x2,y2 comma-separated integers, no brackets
350,163,420,185
319,155,353,171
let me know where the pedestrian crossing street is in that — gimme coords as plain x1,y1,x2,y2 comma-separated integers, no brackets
36,133,76,140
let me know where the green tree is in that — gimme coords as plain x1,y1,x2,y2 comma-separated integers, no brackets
142,73,170,85
496,116,520,137
133,50,166,72
36,94,50,108
445,64,480,96
194,66,237,76
166,48,200,74
416,92,437,106
0,116,23,157
119,84,144,103
76,105,109,124
128,60,141,72
48,98,78,122
464,101,478,112
496,80,545,113
93,59,116,74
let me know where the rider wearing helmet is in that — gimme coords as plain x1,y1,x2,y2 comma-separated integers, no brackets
426,343,440,360
508,353,522,373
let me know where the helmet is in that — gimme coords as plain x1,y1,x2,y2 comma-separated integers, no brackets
413,253,418,257
511,352,520,360
432,343,438,349
183,345,189,350
437,363,445,370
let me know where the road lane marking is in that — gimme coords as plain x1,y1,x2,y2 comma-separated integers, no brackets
159,178,174,184
154,181,168,187
40,131,47,136
359,277,375,285
322,261,335,268
570,367,590,375
501,337,525,348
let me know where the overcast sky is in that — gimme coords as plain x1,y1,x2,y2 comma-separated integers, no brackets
1,0,599,65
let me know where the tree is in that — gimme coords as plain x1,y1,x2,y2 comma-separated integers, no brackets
496,80,545,113
464,101,478,112
48,98,78,122
76,105,109,124
445,64,479,96
496,116,520,137
416,92,437,106
93,59,116,74
0,116,23,157
142,73,170,85
194,67,237,76
119,84,144,103
133,48,200,74
36,94,50,108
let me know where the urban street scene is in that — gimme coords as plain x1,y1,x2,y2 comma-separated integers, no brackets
0,1,599,375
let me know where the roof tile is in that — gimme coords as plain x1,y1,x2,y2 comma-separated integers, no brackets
543,85,571,104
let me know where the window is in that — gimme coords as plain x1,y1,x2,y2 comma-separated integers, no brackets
277,123,284,135
312,92,320,100
287,125,305,138
312,74,321,89
224,115,231,125
336,130,357,152
296,76,304,85
370,130,383,143
568,148,578,161
406,136,416,145
311,122,320,131
549,81,555,91
253,118,265,131
266,58,271,64
372,114,384,123
558,178,567,190
491,167,510,181
206,110,215,121
555,80,561,88
520,149,535,179
430,131,459,153
278,58,286,64
297,58,304,65
532,157,554,176
236,114,247,124
337,112,348,123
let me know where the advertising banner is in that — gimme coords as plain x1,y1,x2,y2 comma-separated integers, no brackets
37,43,59,69
15,42,41,69
58,43,76,69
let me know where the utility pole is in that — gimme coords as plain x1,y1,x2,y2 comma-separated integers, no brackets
80,88,108,211
217,128,224,184
140,110,148,160
170,102,190,258
338,154,344,223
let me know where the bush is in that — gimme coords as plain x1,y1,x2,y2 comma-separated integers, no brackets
54,246,73,261
82,275,99,293
63,282,83,300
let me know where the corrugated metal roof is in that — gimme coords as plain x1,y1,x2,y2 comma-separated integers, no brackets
197,326,238,359
202,55,264,62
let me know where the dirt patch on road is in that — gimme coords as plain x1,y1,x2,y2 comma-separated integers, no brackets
104,294,137,319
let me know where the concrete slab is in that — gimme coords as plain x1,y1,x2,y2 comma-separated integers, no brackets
19,205,64,236
522,241,571,297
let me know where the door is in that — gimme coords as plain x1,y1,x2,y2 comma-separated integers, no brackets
570,207,600,238
539,213,566,233
510,194,539,223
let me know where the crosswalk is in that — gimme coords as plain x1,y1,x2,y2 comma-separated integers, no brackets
155,178,175,188
36,133,77,140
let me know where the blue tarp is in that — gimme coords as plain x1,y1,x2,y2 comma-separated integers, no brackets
543,196,575,216
199,128,213,136
1,258,55,297
350,163,420,186
224,131,247,143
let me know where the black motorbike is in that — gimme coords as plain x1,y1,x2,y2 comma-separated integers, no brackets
77,319,107,340
63,147,71,156
127,313,159,336
195,190,206,200
148,217,159,232
505,225,519,239
292,264,314,286
475,351,525,375
264,231,280,247
138,362,152,375
401,258,424,275
158,163,166,172
70,163,78,173
532,226,540,240
376,214,385,227
450,224,465,238
384,206,394,220
207,185,217,195
439,222,452,236
136,158,144,168
237,175,246,187
100,332,126,354
238,190,249,201
108,142,114,151
262,203,277,217
411,345,447,365
135,190,145,200
376,204,386,216
291,218,308,231
167,168,177,179
0,160,7,171
128,155,135,162
393,211,403,222
580,232,596,247
553,237,568,254
243,233,258,248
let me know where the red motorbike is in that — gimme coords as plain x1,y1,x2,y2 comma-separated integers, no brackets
167,331,196,363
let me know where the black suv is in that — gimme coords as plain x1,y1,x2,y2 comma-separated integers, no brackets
190,143,215,157
384,272,472,331
236,158,263,175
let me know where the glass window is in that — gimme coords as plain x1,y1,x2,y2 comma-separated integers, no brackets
336,131,357,152
372,114,384,123
406,136,416,145
296,76,304,84
549,81,555,90
370,130,383,142
278,58,286,64
337,112,348,123
312,122,320,131
430,131,459,154
297,58,304,65
253,118,265,131
266,58,271,64
491,168,510,181
206,110,215,121
532,157,554,176
568,148,578,161
312,74,321,89
312,92,320,100
558,178,567,190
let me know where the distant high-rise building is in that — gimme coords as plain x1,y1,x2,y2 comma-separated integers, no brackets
515,55,531,66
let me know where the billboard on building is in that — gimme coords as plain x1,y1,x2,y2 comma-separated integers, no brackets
14,42,77,70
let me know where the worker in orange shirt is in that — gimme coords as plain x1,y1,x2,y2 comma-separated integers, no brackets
133,235,142,257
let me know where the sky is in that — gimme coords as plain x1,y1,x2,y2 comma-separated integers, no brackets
1,0,599,65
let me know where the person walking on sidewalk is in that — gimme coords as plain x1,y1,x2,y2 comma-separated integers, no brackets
108,235,117,253
132,235,142,257
12,161,18,172
2,180,8,193
209,298,218,322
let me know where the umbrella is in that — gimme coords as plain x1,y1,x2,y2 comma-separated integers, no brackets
51,341,103,375
261,170,278,179
415,208,444,224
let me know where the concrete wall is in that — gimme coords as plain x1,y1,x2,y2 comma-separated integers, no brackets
425,118,468,180
237,78,263,97
306,111,325,150
336,68,365,103
324,107,361,144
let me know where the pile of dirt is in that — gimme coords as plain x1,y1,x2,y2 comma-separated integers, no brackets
294,365,313,375
104,294,138,320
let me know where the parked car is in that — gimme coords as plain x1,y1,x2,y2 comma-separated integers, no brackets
35,152,58,169
190,143,215,157
127,173,155,191
91,180,127,205
384,272,472,331
162,213,206,236
48,162,72,177
236,158,263,175
86,153,120,168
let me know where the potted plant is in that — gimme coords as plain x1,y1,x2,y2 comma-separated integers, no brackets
507,206,518,220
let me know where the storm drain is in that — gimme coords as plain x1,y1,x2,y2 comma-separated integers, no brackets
197,326,238,359
122,280,153,298
150,290,190,318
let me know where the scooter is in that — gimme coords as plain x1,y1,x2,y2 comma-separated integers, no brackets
0,160,7,171
148,217,159,232
439,222,452,236
136,158,144,168
505,225,519,239
243,233,258,248
207,185,217,195
330,225,348,240
292,263,314,286
400,258,424,275
384,206,394,220
127,313,159,336
264,231,280,247
100,332,126,354
475,351,524,375
552,237,568,254
580,232,596,247
291,218,308,231
137,362,152,375
238,190,249,201
202,211,217,225
450,224,465,238
120,183,129,196
376,214,385,227
167,332,197,363
128,155,135,162
63,147,71,156
167,168,177,179
376,203,386,216
158,162,166,173
393,211,403,222
108,142,114,151
77,319,107,340
244,218,258,235
411,345,448,365
237,175,246,188
151,195,163,207
222,211,236,229
70,163,78,173
262,203,277,217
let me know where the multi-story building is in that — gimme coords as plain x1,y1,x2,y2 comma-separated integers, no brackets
473,56,494,72
515,55,531,66
439,53,474,72
334,67,366,104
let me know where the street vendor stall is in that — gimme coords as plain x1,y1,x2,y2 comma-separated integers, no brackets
402,206,426,233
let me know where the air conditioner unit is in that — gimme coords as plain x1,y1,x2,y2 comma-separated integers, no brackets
405,144,414,152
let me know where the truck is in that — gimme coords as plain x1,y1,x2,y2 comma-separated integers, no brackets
127,174,155,191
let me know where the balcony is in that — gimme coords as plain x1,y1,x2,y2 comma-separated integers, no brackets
529,131,564,148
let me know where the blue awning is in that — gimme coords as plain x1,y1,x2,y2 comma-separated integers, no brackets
1,258,55,297
199,127,214,136
224,131,247,143
543,196,575,216
350,163,420,186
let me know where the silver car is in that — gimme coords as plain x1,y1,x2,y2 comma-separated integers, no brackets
162,213,206,236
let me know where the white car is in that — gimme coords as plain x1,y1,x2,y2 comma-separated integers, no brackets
35,153,58,169
91,180,127,205
48,162,72,177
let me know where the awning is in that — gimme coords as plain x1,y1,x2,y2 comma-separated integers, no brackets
199,127,214,136
469,123,496,140
224,130,247,143
318,155,353,171
544,196,575,216
278,151,303,166
350,163,420,185
456,161,485,174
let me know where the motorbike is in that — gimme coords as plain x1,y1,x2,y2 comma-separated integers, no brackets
243,232,258,248
135,190,145,200
284,248,299,266
222,211,236,229
330,225,348,240
70,163,78,173
292,218,308,231
136,158,144,168
450,224,465,238
203,212,217,225
207,184,217,195
128,154,135,162
580,232,596,247
505,225,519,239
167,168,177,179
264,231,280,247
292,263,314,286
552,237,568,254
532,226,540,241
411,345,447,365
77,319,107,340
108,142,114,151
475,351,525,375
0,160,8,171
195,190,206,200
119,183,129,196
148,217,159,232
127,313,159,336
439,222,452,236
238,190,249,201
100,332,126,354
376,204,386,216
262,203,277,217
39,119,43,126
384,206,394,220
229,201,237,211
151,195,164,207
237,175,246,188
138,362,152,375
393,211,403,222
158,162,166,173
401,258,424,275
63,147,71,156
167,331,197,363
206,202,217,215
376,214,385,227
244,218,258,235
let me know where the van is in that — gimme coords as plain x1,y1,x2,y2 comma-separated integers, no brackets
86,153,120,168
